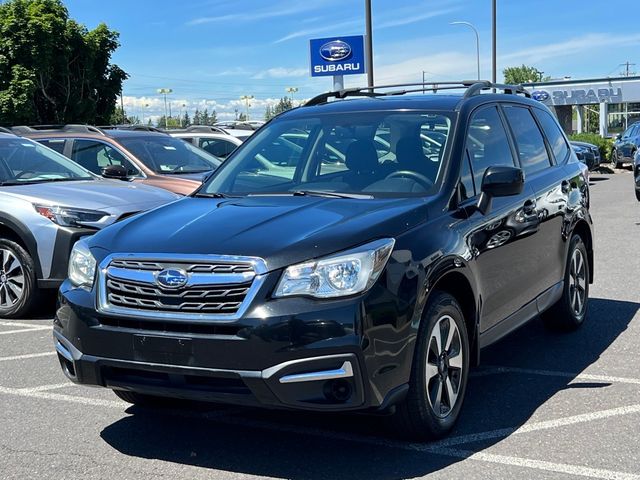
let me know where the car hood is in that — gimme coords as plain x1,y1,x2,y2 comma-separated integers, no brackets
89,195,429,271
1,179,180,212
570,141,597,149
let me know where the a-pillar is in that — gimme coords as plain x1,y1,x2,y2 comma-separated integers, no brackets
599,101,608,137
576,106,584,134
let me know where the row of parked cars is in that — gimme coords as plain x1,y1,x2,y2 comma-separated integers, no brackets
610,121,640,200
0,123,250,318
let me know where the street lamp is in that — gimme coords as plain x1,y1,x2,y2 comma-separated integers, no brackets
286,87,298,105
157,88,172,128
240,95,254,121
450,21,480,80
141,103,149,125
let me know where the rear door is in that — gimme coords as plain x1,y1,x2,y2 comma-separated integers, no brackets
503,104,569,298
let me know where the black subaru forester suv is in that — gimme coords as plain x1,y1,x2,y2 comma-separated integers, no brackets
56,81,593,440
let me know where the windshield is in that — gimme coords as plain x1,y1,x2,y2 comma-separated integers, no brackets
202,111,453,197
0,137,94,185
118,135,222,174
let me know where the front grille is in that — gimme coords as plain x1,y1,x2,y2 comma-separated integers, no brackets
99,256,261,319
106,277,251,314
99,317,244,336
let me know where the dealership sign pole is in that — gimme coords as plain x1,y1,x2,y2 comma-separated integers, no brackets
310,35,366,92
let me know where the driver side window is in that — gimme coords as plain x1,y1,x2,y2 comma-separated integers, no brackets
466,106,516,191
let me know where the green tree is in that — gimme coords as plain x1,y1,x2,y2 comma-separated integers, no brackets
265,97,293,121
208,109,217,125
193,108,201,125
237,112,247,122
0,0,127,125
182,112,190,127
503,64,547,84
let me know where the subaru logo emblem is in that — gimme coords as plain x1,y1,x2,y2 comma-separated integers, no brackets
531,90,550,102
156,269,188,289
320,40,352,62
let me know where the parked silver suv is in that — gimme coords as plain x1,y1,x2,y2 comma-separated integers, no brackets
0,133,179,318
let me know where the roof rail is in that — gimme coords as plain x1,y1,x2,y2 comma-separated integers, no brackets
11,124,106,135
99,125,168,134
304,81,531,106
184,125,229,134
0,126,15,135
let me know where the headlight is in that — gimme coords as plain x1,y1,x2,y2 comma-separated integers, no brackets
68,239,96,288
274,238,395,299
34,204,108,227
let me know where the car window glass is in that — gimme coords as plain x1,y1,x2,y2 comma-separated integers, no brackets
117,135,221,174
38,139,66,155
204,112,453,197
466,106,516,188
534,109,570,164
0,138,92,183
504,106,552,175
623,125,635,138
199,138,237,159
71,139,139,176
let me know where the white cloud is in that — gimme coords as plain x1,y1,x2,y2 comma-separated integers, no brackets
252,67,308,79
500,33,640,65
187,1,333,26
375,51,479,84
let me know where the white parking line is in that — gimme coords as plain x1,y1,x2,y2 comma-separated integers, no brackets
0,352,56,362
474,365,640,386
0,321,52,329
0,326,53,335
17,383,76,393
0,384,639,479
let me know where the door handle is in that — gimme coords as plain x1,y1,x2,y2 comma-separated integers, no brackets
523,199,536,215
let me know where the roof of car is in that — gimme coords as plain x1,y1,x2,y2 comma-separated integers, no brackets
283,92,540,118
20,129,170,140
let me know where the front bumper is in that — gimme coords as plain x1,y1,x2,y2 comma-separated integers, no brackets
53,279,396,412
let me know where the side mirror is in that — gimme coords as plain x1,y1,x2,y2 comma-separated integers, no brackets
477,166,524,214
101,164,129,181
616,133,622,141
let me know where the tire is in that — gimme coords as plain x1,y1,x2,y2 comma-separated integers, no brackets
390,291,470,440
0,238,39,319
636,188,640,202
112,389,178,407
542,235,589,331
611,149,621,168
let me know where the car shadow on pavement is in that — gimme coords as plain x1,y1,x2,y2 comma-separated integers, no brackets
100,297,638,479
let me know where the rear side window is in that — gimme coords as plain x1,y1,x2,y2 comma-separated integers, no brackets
504,106,552,175
71,139,139,176
534,109,570,163
38,139,66,155
466,106,516,189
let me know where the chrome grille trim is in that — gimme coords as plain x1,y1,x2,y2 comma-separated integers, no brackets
96,253,268,321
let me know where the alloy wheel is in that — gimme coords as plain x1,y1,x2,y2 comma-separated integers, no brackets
425,315,463,419
0,248,25,308
568,248,587,317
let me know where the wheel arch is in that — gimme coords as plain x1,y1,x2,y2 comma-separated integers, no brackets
0,215,42,279
426,266,480,367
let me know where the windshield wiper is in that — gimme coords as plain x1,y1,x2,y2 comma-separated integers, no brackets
292,190,374,199
193,192,237,198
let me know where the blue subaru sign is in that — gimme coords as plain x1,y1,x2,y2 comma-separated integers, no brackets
309,35,366,77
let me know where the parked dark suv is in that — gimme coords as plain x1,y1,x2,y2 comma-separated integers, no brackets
54,81,593,440
612,121,640,168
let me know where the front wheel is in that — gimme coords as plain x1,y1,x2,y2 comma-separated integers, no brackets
0,238,38,319
542,235,589,331
391,291,470,440
611,149,621,168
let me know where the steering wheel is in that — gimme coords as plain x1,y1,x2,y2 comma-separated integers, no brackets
385,170,433,189
14,170,38,179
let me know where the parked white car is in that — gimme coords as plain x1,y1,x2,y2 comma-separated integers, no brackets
170,127,243,160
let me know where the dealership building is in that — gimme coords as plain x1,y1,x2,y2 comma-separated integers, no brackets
523,75,640,137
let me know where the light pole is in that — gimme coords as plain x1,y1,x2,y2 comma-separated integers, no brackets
492,0,497,86
286,87,298,106
365,0,374,87
157,88,172,128
240,95,254,121
450,21,480,80
141,103,149,125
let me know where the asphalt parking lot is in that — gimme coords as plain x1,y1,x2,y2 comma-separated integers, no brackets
1,169,639,480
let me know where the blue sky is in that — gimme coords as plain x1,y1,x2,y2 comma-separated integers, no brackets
65,0,640,121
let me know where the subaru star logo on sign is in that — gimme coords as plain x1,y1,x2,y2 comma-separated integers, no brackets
531,90,550,102
310,35,366,77
156,269,188,289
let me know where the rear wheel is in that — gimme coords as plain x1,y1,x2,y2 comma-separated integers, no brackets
390,291,470,440
0,238,38,319
542,235,589,331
